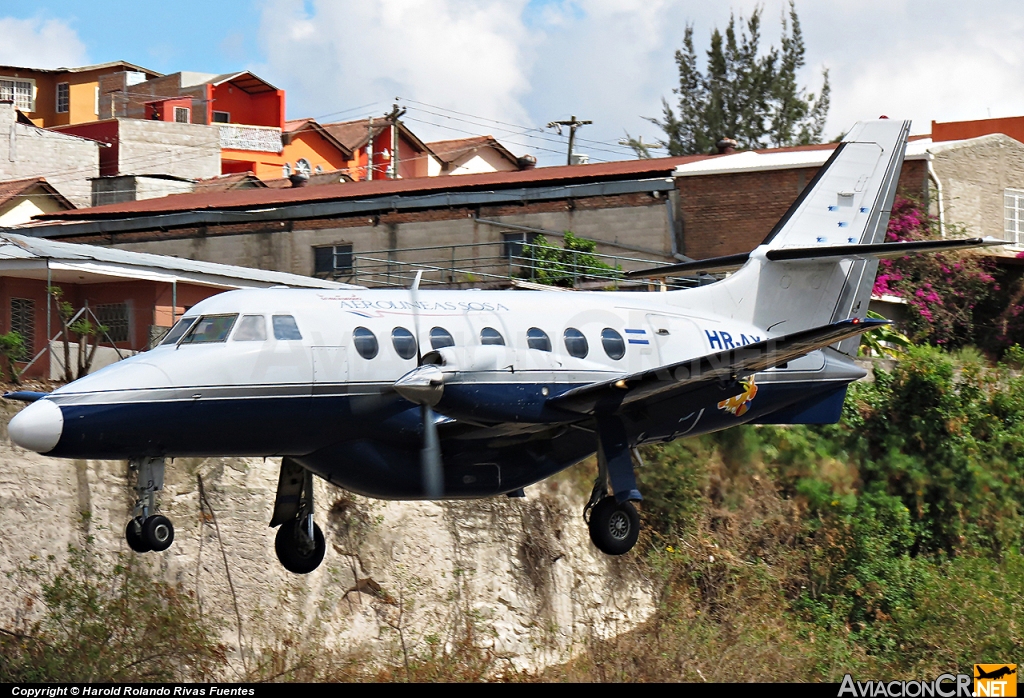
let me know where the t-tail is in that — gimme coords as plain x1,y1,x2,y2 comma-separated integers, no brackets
633,118,1002,356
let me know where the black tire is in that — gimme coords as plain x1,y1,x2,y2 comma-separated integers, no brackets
588,497,640,555
275,519,326,574
125,519,151,553
142,515,175,552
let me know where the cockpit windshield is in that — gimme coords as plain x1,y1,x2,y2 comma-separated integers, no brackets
161,317,197,345
179,314,239,344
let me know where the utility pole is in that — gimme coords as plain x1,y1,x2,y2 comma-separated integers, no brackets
385,103,407,179
547,115,592,165
366,117,374,181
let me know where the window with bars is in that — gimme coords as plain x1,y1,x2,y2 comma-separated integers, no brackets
95,303,130,343
313,244,354,277
0,78,34,111
1005,189,1024,246
173,106,190,123
10,298,35,359
56,82,69,113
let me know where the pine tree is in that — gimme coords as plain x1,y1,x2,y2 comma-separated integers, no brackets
650,1,830,155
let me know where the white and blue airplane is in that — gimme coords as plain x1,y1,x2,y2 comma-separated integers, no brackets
5,119,1001,573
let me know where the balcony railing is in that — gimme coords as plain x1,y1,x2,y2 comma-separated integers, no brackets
219,124,282,153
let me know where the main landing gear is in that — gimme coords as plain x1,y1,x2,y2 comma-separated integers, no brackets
584,416,643,556
269,458,326,574
124,457,175,554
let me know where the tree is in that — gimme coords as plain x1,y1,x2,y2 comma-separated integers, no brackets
0,331,25,385
48,286,108,382
649,1,830,155
522,231,619,287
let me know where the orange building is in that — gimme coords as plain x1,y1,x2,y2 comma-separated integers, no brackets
222,118,353,180
0,61,160,128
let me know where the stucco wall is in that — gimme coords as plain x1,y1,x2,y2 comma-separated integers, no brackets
931,134,1024,242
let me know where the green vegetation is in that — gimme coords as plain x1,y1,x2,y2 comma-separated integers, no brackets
0,331,26,384
547,344,1024,680
522,231,620,287
0,548,224,682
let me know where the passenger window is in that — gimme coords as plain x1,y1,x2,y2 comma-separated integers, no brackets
480,327,505,346
601,328,625,360
161,316,197,345
272,315,303,340
353,326,378,359
180,314,238,344
527,327,551,352
391,327,417,360
232,315,267,341
563,328,588,358
430,327,455,350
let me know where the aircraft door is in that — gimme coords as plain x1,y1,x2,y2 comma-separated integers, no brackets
646,313,702,366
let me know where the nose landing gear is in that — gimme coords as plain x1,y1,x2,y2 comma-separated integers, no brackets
124,457,176,554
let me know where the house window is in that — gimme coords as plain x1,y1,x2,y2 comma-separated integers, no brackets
296,159,312,176
212,111,230,123
1005,188,1024,246
95,303,131,343
0,78,34,111
10,298,34,358
282,162,292,177
173,106,190,123
94,86,99,115
56,83,69,113
313,244,353,277
314,165,323,174
502,231,532,260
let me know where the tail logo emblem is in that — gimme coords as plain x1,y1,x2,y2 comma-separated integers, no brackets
718,377,758,417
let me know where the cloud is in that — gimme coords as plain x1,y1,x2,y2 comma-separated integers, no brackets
0,16,87,68
256,0,1024,164
255,0,533,132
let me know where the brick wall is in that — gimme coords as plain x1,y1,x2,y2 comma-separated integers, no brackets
678,159,929,259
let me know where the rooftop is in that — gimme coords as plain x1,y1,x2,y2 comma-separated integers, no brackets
0,61,160,77
427,135,519,165
0,178,75,210
0,233,360,289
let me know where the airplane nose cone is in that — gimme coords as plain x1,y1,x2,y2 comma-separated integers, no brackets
9,399,64,453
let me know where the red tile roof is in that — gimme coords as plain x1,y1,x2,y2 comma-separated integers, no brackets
191,172,267,193
37,155,711,220
427,135,519,165
0,177,75,209
263,169,354,189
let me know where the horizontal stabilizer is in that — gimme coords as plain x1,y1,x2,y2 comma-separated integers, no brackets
626,237,1003,279
549,318,885,415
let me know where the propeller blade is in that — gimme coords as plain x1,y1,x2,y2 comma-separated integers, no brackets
421,404,443,498
409,270,443,498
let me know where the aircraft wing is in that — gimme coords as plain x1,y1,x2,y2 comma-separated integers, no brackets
548,318,885,415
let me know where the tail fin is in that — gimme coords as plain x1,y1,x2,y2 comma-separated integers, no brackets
686,119,911,355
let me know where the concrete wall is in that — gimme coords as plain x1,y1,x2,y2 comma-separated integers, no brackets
92,174,195,207
116,118,221,180
107,195,674,282
931,134,1024,242
0,102,99,208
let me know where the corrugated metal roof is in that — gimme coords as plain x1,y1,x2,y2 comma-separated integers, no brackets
673,137,939,177
0,233,360,289
34,155,710,221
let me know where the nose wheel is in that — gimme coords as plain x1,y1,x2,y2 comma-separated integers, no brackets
123,458,175,554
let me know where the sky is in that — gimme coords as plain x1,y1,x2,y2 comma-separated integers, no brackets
2,0,1023,167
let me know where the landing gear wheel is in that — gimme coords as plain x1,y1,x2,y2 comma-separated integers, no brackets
588,497,640,555
125,519,151,553
142,515,175,552
275,519,326,574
